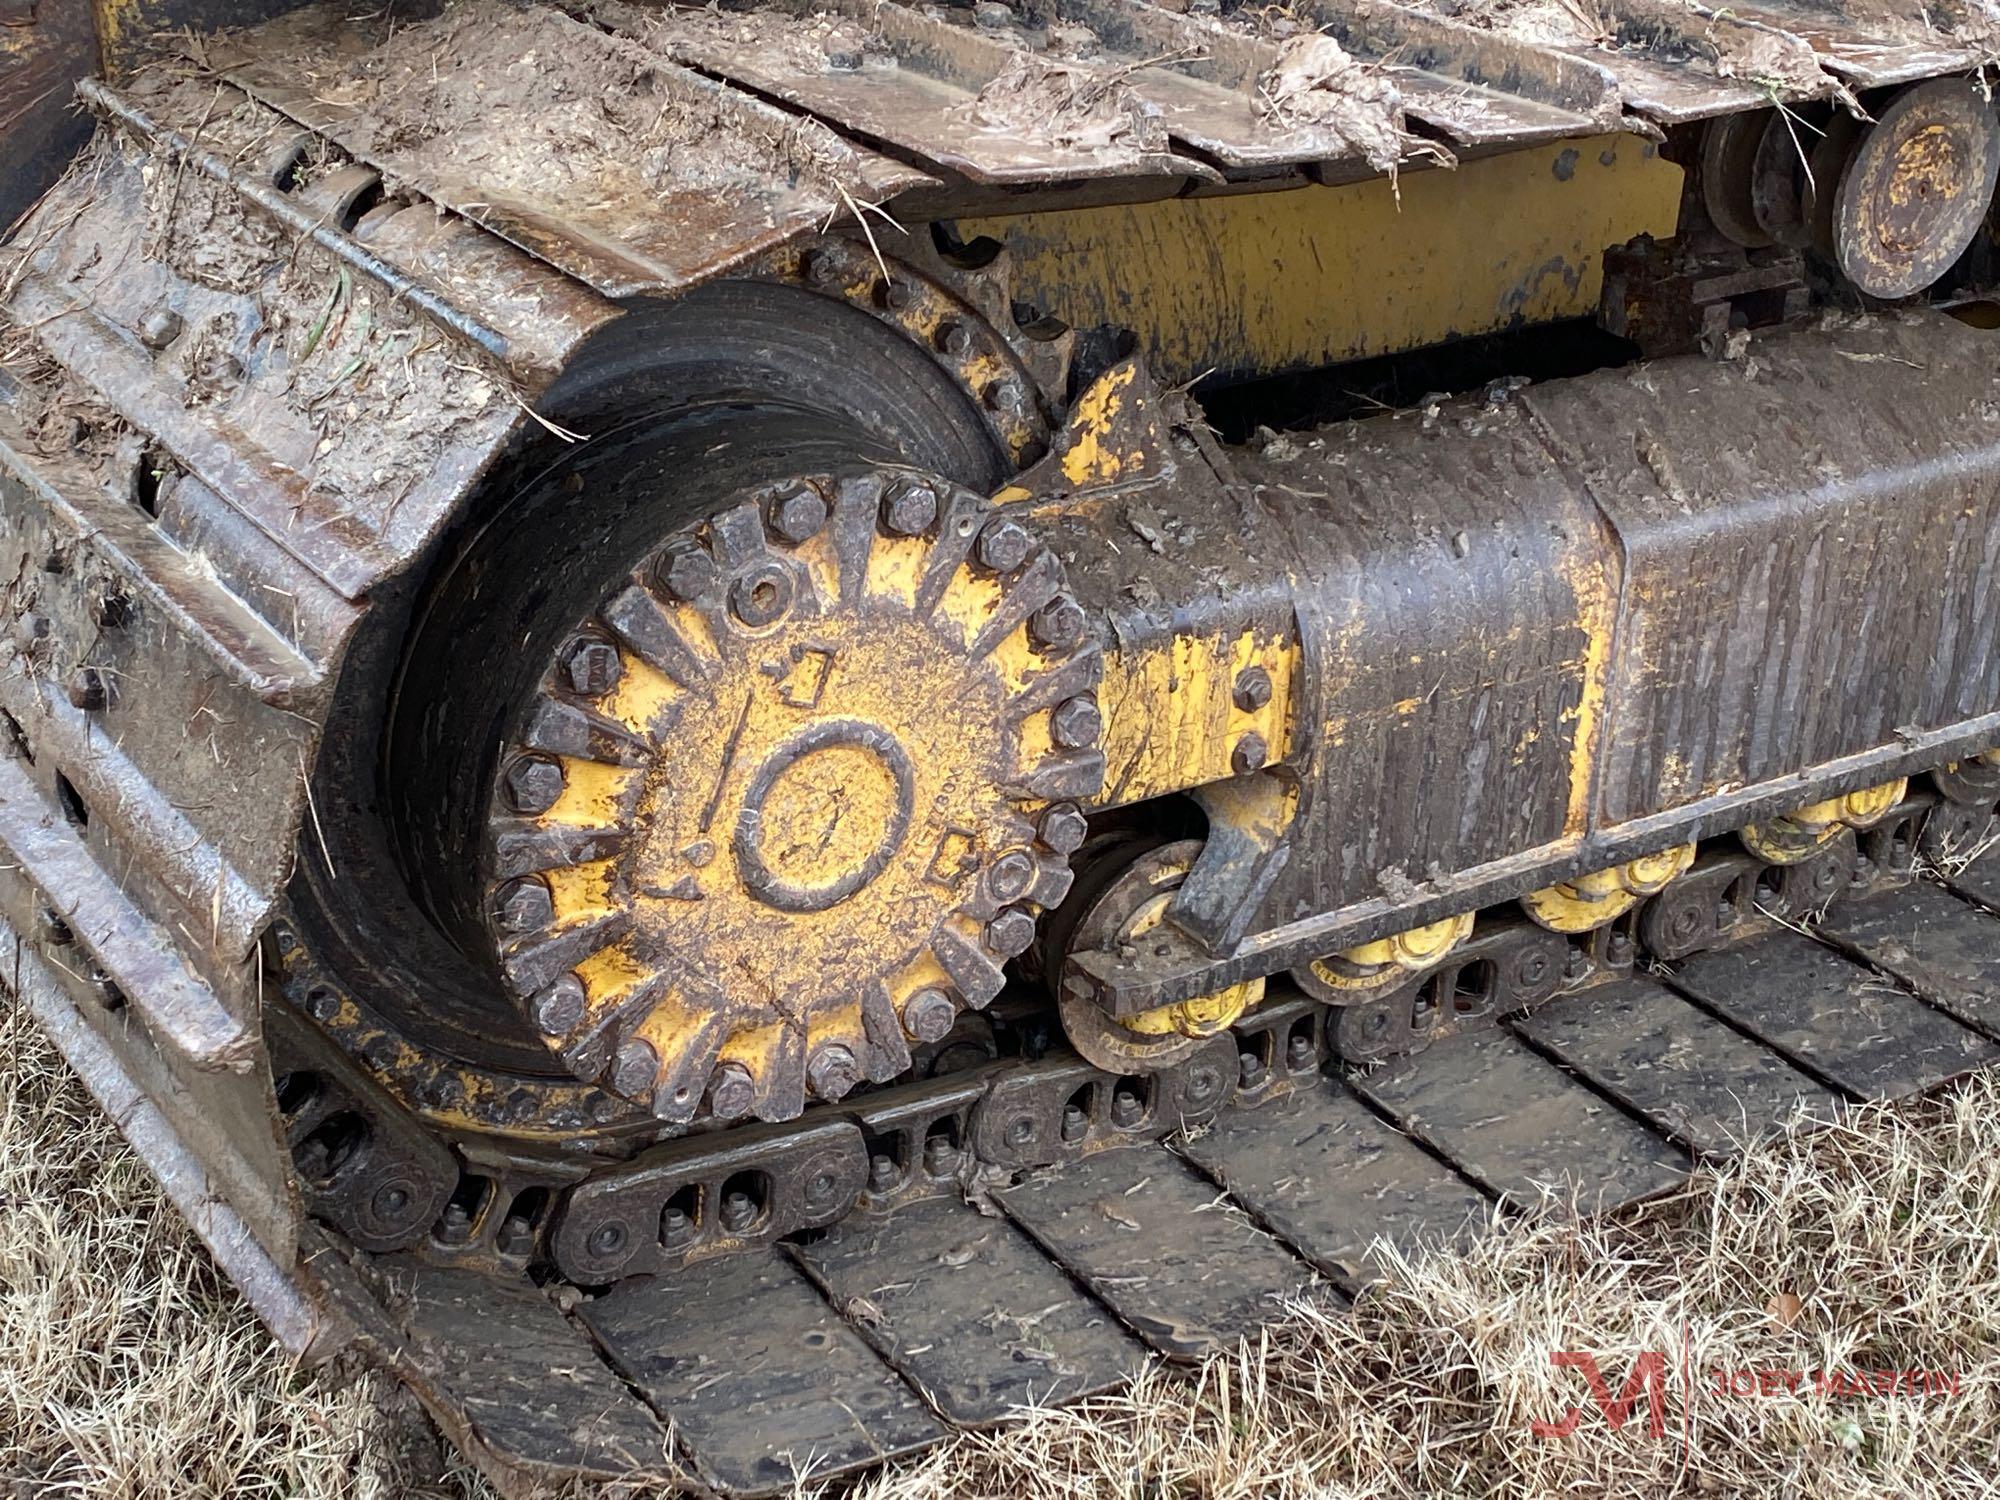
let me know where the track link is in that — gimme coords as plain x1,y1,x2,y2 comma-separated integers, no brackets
288,788,2000,1495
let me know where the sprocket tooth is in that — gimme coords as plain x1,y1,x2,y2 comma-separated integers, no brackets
644,1007,731,1124
858,979,914,1081
489,819,630,880
519,698,652,766
969,549,1067,661
499,913,631,995
602,584,715,688
1012,749,1108,802
933,923,1009,1008
825,473,887,602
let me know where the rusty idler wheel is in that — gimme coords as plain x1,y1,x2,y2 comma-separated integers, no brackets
1835,78,2000,299
480,467,1104,1124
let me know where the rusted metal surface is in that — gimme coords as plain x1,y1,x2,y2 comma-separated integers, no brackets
1831,78,2000,299
207,0,935,299
1671,928,2000,1096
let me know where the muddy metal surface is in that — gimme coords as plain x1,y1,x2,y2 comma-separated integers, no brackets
7,0,2000,1494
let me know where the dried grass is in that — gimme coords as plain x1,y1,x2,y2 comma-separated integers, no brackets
6,987,2000,1499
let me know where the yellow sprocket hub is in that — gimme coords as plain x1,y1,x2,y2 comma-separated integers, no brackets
481,469,1103,1123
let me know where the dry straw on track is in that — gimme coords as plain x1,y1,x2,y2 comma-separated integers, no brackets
4,987,1998,1499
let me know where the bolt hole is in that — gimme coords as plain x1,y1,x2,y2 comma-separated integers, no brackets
132,451,168,519
270,146,308,193
54,772,88,830
751,580,778,610
337,177,385,234
508,1185,551,1230
929,221,1002,270
1454,960,1496,1014
718,1171,771,1233
1286,1015,1316,1058
274,1071,321,1116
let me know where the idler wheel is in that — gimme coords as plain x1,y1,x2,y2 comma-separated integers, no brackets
1834,78,2000,298
1055,839,1265,1074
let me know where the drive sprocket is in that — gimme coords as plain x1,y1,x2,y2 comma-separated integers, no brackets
482,469,1103,1123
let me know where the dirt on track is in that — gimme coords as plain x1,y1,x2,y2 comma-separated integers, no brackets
6,985,1999,1498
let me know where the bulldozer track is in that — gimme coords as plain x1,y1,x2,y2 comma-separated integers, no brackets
12,0,2000,1492
317,833,2000,1496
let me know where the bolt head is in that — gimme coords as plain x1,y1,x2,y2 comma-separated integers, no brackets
1238,1051,1267,1087
65,667,107,711
1233,665,1274,712
987,906,1038,958
1286,1034,1316,1070
1029,595,1086,651
496,879,554,935
936,320,973,356
1231,731,1269,775
807,1042,860,1101
662,1205,696,1245
869,1154,900,1191
769,485,829,544
588,1222,627,1257
1038,802,1088,855
880,478,940,536
1061,1104,1088,1141
719,1190,758,1233
1050,695,1102,749
659,545,719,602
707,1062,756,1120
903,987,957,1043
533,974,586,1035
729,564,792,627
506,755,565,814
498,1215,535,1257
1110,1090,1143,1127
925,1135,962,1173
987,849,1037,902
371,1182,412,1220
975,517,1032,573
138,307,183,350
611,1037,660,1099
565,639,621,696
